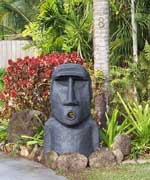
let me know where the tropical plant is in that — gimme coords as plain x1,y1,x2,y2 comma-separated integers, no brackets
22,0,150,61
19,111,45,147
0,0,41,39
109,65,138,113
133,41,150,102
99,109,130,148
21,127,44,147
110,41,150,110
0,52,84,119
118,92,150,157
110,0,150,66
23,0,92,60
0,120,8,143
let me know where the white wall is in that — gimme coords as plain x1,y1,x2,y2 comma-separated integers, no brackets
0,40,34,68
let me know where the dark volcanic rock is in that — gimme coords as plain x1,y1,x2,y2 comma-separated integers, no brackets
112,149,124,164
112,134,131,156
8,110,46,143
89,148,117,168
44,151,58,169
56,153,88,171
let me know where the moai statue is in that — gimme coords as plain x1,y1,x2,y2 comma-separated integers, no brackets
44,64,99,157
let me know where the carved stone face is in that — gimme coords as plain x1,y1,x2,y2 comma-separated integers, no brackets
51,64,92,126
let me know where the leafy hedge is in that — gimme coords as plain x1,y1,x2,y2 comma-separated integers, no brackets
0,52,84,118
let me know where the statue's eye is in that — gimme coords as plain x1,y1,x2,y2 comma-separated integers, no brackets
54,76,88,87
73,77,86,81
74,81,87,88
55,76,69,86
55,76,68,81
73,77,88,88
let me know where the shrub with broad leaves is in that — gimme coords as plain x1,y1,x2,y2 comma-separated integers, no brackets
0,52,84,119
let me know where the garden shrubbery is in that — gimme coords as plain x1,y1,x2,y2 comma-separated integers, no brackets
100,93,150,158
0,53,149,159
118,93,150,157
0,52,84,119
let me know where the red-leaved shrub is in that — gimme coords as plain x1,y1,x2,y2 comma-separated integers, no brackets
0,52,84,118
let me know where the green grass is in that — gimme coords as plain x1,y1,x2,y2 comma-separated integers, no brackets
59,163,150,180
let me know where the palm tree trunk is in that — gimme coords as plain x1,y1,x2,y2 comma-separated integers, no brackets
131,0,138,63
93,0,109,127
131,0,138,100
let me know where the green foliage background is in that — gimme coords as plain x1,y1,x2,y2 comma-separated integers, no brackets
23,0,93,60
0,0,150,156
22,0,150,105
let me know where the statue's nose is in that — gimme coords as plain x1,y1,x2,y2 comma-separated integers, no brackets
63,77,79,106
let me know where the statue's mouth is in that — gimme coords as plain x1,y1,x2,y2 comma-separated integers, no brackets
67,111,75,120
